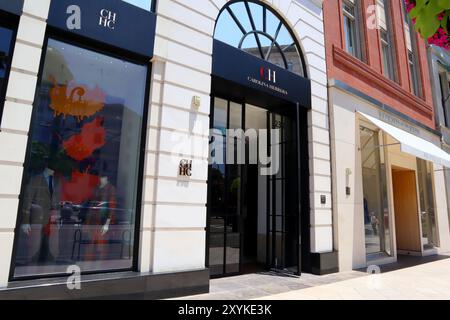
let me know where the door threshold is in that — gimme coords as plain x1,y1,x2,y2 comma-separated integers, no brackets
422,248,439,257
397,250,422,256
268,268,300,278
366,253,396,267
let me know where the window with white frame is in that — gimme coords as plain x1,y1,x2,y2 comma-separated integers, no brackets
343,0,364,61
378,0,396,82
402,0,422,96
409,50,420,97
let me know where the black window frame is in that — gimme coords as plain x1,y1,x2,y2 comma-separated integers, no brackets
151,0,157,12
0,11,19,127
9,27,152,282
214,0,308,78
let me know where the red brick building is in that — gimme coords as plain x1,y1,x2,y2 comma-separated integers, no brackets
324,0,434,127
324,0,450,271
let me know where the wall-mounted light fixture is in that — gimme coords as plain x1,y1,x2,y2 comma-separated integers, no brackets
192,95,201,110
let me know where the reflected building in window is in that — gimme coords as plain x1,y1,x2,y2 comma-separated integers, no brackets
13,39,147,277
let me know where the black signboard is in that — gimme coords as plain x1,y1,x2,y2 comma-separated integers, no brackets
48,0,156,58
0,0,24,15
212,40,311,108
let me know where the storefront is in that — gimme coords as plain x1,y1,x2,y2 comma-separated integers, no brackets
0,0,164,299
330,83,450,270
428,45,450,233
0,0,333,299
207,2,311,277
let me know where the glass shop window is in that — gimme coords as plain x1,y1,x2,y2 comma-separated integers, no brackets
0,23,15,122
417,159,439,249
360,125,391,256
13,39,147,278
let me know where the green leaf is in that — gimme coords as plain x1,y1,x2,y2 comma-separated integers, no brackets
416,18,440,39
412,1,446,38
437,0,450,10
407,1,449,47
441,11,449,31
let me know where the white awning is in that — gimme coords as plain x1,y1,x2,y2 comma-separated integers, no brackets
358,112,450,168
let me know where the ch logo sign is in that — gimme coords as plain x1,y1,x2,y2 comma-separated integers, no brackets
99,9,117,30
65,6,117,31
260,67,276,84
179,159,193,177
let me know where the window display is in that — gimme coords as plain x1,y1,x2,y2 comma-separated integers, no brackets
13,38,147,278
0,24,14,120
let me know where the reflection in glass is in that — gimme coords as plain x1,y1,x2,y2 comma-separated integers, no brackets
209,98,244,276
360,126,391,255
14,39,147,277
214,1,305,77
209,98,227,276
245,105,268,266
417,159,438,249
0,25,14,109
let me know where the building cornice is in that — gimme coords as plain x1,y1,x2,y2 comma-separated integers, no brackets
329,79,441,137
333,45,433,120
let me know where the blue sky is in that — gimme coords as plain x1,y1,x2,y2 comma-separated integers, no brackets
214,2,295,50
122,0,151,11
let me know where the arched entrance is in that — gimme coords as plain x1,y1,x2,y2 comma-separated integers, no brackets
206,0,312,278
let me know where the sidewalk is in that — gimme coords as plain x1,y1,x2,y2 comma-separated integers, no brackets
174,255,450,300
174,271,366,300
256,256,450,300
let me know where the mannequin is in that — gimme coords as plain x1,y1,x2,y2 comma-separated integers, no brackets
99,176,111,235
84,174,117,261
20,165,59,264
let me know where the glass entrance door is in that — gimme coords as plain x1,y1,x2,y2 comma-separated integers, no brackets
207,97,300,277
267,113,300,275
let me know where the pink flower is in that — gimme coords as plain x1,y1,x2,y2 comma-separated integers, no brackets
428,28,450,50
404,0,415,13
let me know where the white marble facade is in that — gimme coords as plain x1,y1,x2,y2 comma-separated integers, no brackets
0,0,331,287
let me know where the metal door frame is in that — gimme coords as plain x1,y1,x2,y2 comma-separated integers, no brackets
206,96,303,278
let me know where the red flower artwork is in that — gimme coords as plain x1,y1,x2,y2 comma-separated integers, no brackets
61,171,100,204
49,76,106,121
63,116,106,161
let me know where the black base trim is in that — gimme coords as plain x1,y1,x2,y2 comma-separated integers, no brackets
0,269,209,300
310,252,339,275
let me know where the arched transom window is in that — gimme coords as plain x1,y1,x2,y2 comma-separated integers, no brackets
214,0,306,77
